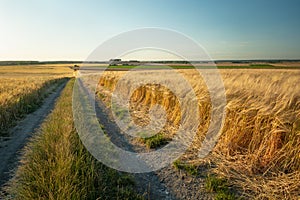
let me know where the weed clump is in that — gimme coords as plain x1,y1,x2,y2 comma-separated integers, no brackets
205,174,236,200
173,160,198,176
142,133,169,149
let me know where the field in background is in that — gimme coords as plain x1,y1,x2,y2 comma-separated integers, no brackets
0,64,75,77
78,60,300,70
96,68,300,199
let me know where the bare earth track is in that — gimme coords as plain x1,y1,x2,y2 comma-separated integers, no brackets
0,81,67,188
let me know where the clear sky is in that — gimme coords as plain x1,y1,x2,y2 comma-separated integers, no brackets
0,0,300,61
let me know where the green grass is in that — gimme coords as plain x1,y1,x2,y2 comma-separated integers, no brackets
141,133,169,149
217,64,300,69
173,160,198,176
215,191,236,200
107,65,193,69
12,79,143,200
205,174,237,200
103,64,300,69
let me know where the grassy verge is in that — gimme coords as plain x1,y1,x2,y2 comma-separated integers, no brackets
11,79,143,200
0,77,68,136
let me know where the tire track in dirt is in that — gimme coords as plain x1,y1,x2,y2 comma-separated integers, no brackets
95,100,176,200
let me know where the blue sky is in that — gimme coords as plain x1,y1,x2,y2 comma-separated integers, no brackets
0,0,300,61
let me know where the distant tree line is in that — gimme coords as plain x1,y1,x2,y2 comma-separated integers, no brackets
1,59,299,66
215,59,300,63
0,61,83,66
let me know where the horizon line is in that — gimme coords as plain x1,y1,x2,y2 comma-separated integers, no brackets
1,59,300,63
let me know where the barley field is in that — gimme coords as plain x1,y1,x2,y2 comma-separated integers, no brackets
96,68,300,199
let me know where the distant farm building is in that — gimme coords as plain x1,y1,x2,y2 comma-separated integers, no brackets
109,59,141,66
109,59,122,66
